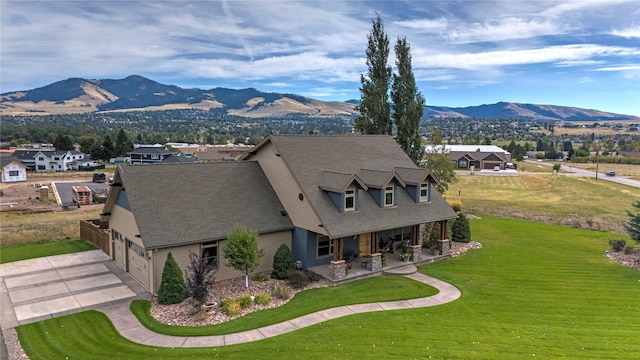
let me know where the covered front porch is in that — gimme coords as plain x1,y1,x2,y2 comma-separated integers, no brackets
309,246,450,285
310,220,452,285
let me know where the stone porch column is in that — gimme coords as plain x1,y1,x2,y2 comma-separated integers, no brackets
329,260,347,281
410,245,422,262
439,239,451,256
368,253,382,271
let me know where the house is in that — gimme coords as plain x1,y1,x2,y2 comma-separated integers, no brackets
128,146,175,164
242,135,458,278
100,162,294,294
101,135,458,294
438,145,511,170
0,156,28,183
12,149,86,172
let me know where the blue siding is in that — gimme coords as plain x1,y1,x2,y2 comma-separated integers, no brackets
368,188,383,207
406,185,419,202
327,191,343,212
115,189,131,211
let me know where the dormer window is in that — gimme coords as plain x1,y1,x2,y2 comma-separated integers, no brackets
420,183,430,202
384,185,394,206
344,188,355,211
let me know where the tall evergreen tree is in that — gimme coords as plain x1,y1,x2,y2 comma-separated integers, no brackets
354,14,392,135
53,134,74,151
391,37,425,165
624,201,640,243
97,135,115,161
157,252,186,305
114,129,134,157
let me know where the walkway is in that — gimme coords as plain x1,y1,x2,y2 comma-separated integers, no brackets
101,271,461,347
1,252,461,348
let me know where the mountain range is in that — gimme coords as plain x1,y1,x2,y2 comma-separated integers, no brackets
1,75,637,121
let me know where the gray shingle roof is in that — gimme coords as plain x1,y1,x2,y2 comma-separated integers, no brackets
318,171,368,193
115,162,293,249
264,135,458,238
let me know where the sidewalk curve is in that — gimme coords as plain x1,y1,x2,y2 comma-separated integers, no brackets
101,272,461,347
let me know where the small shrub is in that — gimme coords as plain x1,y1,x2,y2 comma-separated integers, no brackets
287,270,310,289
609,239,626,252
251,273,269,282
623,245,635,255
451,213,471,243
254,293,271,305
447,199,462,212
221,301,242,317
219,297,234,312
303,269,320,282
271,244,294,280
238,295,253,309
273,282,291,300
157,252,186,305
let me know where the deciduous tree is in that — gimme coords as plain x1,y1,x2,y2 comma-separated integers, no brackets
223,225,264,288
186,250,216,306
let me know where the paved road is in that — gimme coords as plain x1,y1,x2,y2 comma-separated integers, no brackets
525,160,640,188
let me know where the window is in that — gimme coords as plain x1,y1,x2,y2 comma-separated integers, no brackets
151,154,160,160
420,183,430,202
38,157,44,161
112,230,124,241
8,170,18,177
37,165,45,170
54,157,60,161
317,235,334,257
384,185,394,206
459,160,467,168
344,188,355,211
127,239,149,259
202,240,218,268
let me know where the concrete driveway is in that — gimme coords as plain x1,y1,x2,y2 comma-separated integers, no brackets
0,250,150,329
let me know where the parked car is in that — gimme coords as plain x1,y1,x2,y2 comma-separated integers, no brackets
605,170,615,177
493,165,500,171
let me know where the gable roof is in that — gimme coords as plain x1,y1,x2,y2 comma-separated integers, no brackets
318,171,368,193
0,156,27,169
106,162,293,249
247,135,457,238
129,147,174,155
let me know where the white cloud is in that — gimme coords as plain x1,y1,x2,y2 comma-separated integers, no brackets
610,26,640,38
394,18,449,32
446,18,571,44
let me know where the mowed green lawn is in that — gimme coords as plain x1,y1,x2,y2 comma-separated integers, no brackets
17,217,640,359
0,239,96,264
448,173,640,234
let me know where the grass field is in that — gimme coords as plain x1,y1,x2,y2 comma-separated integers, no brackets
447,173,640,234
0,208,101,246
0,239,96,264
16,217,640,359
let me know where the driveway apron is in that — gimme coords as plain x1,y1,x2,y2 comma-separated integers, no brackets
0,250,149,329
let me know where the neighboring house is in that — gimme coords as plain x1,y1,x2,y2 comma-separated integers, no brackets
12,149,86,172
128,146,176,164
0,156,28,183
438,145,511,170
620,151,640,159
242,135,458,273
101,135,458,294
100,162,294,294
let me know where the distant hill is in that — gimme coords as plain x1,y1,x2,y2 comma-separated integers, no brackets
1,75,636,121
0,75,356,117
422,102,638,121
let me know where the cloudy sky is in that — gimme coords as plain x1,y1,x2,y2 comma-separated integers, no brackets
2,0,639,115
